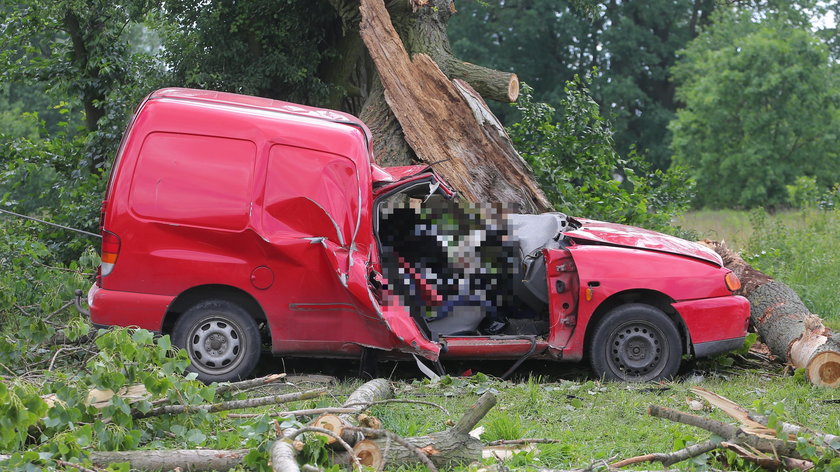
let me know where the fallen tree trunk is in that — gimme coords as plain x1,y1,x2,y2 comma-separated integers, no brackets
358,0,550,213
707,240,840,387
88,449,248,471
349,391,496,469
312,378,393,447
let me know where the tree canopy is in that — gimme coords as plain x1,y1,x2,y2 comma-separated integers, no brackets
670,5,839,208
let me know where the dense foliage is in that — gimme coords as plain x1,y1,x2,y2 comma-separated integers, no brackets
449,0,716,170
161,0,338,104
670,5,840,208
510,80,691,230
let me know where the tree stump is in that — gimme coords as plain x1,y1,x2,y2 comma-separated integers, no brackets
350,391,496,468
312,378,393,448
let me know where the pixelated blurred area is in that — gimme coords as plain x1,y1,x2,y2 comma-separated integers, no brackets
378,193,570,339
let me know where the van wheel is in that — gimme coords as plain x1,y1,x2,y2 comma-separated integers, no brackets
588,304,681,382
172,299,261,383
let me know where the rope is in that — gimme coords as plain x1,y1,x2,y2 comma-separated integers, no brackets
0,208,101,238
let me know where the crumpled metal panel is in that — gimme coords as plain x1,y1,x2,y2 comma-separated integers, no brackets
565,218,723,266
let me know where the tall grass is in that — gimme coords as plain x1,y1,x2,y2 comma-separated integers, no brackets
679,208,840,326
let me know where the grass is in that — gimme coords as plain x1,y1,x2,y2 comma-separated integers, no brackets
326,360,840,470
678,208,840,327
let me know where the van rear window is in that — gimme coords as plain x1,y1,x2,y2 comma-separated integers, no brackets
130,132,256,230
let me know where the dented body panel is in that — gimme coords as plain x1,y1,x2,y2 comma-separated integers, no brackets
89,88,750,377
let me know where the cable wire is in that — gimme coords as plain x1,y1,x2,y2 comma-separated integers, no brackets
0,208,101,238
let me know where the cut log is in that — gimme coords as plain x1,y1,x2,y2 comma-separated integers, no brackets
358,0,550,213
348,392,496,469
89,449,247,471
312,378,393,447
706,240,840,387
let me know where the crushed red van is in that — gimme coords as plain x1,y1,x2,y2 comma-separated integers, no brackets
88,88,750,383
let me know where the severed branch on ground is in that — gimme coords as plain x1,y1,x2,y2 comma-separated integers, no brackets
614,388,837,470
88,449,249,472
611,439,719,469
133,387,327,419
214,373,287,395
346,392,496,470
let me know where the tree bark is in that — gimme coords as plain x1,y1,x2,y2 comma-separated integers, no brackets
358,0,550,213
706,240,840,387
385,0,519,103
88,449,248,471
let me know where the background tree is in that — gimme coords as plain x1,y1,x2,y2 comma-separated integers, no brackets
448,0,717,170
670,5,839,208
1,0,164,170
161,0,338,108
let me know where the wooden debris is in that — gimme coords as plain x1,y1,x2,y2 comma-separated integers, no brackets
705,240,840,387
215,373,286,395
134,387,327,419
89,449,248,471
692,386,840,453
87,384,150,408
312,378,392,448
623,389,837,470
611,439,718,469
347,392,496,469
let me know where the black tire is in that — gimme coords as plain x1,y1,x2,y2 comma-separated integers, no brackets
588,303,682,382
172,299,261,383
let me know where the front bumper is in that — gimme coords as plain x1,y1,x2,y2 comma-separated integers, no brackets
694,337,746,358
88,284,173,332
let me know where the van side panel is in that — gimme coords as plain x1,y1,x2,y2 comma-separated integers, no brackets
97,93,434,357
130,132,256,230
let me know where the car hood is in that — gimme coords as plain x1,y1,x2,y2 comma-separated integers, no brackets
564,218,722,266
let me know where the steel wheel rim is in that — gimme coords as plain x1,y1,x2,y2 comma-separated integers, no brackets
187,317,245,376
606,320,669,381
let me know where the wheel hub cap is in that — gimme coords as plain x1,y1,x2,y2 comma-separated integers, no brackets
610,323,664,378
189,319,242,372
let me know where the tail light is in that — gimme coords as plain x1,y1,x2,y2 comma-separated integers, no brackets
101,230,121,277
725,271,741,292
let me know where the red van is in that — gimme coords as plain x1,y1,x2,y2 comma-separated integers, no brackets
88,88,750,383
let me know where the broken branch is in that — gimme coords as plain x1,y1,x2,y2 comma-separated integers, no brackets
89,449,248,471
611,439,718,468
215,373,287,395
134,387,327,419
